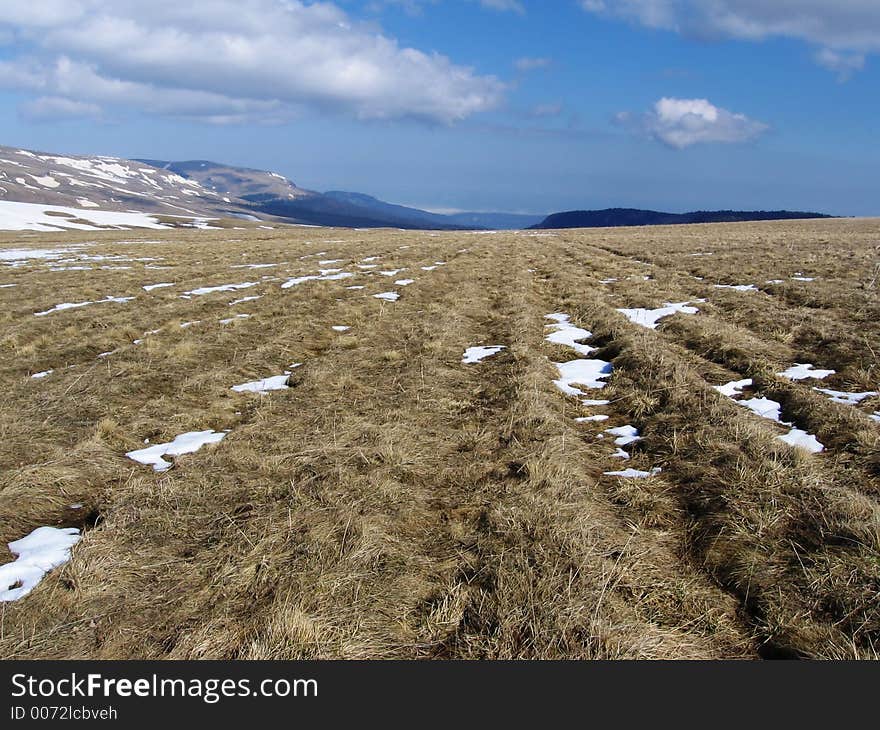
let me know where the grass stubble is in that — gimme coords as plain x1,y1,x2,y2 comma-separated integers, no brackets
0,217,877,659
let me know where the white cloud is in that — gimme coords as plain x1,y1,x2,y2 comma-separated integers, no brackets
618,97,768,149
580,1,880,75
19,95,101,122
0,0,504,124
514,56,552,71
814,48,865,81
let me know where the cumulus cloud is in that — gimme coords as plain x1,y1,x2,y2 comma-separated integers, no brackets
580,1,880,75
0,0,504,124
617,97,768,149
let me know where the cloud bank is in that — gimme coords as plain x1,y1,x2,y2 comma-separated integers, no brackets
581,1,879,74
0,0,504,124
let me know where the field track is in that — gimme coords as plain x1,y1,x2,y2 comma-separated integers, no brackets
1,217,878,659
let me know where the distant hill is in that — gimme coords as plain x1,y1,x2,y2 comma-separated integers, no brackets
532,208,834,229
136,159,314,203
138,161,537,230
0,145,251,220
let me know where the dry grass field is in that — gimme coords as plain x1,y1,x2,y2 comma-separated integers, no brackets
1,217,878,659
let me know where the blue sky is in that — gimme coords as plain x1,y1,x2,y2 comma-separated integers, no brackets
0,1,877,215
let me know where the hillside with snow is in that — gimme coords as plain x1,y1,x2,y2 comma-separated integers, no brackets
0,145,267,230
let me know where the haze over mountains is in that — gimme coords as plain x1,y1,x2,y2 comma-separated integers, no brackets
0,143,832,232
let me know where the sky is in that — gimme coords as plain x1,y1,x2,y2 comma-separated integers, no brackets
0,1,877,216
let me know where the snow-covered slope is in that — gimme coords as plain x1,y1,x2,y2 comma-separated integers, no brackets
0,200,220,232
0,145,260,229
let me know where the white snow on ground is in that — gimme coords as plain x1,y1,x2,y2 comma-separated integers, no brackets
379,269,405,276
544,313,596,356
76,198,100,208
738,397,784,423
180,321,201,328
582,399,611,406
185,282,257,296
229,295,262,306
281,271,354,288
34,295,133,317
617,301,701,330
0,246,82,263
126,430,227,471
814,388,878,405
395,279,415,286
791,276,815,282
871,413,880,423
713,378,753,398
362,257,380,262
231,375,289,394
779,429,824,453
714,284,758,292
231,263,277,270
575,415,609,422
0,201,168,232
346,286,365,290
0,526,81,602
30,174,60,189
552,359,613,397
143,283,174,292
766,279,785,285
0,284,16,288
332,326,351,332
421,266,438,271
604,467,662,479
462,346,506,364
357,264,378,269
778,363,836,381
374,292,400,302
319,259,344,265
31,370,53,379
605,425,643,446
219,315,250,325
721,388,827,453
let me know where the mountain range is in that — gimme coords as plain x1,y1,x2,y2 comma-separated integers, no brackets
0,143,832,232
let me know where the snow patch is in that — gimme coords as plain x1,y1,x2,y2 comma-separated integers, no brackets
231,375,289,394
814,388,877,405
617,301,701,330
544,313,596,356
714,284,758,292
0,527,81,602
604,468,661,479
552,359,613,397
778,363,836,381
462,346,506,364
713,378,753,398
185,282,257,296
126,430,227,472
779,428,824,453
